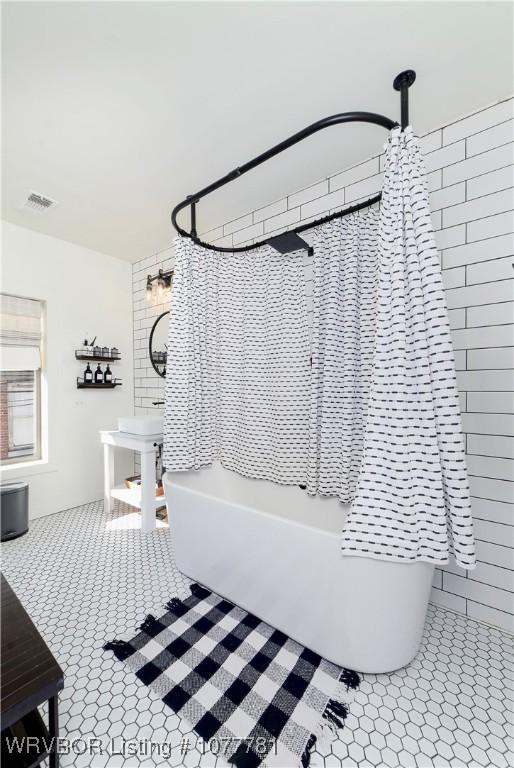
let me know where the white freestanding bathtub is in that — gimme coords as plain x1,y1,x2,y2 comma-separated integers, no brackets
163,463,434,673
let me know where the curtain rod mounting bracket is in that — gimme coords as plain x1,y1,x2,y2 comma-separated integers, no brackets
393,69,416,129
393,69,416,91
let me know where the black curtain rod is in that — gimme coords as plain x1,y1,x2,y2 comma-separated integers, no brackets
170,70,416,254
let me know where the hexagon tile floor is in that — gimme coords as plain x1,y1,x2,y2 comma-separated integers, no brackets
1,501,513,768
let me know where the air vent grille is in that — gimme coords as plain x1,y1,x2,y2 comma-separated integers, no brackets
24,192,56,212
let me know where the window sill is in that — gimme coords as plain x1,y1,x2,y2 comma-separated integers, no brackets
0,459,57,479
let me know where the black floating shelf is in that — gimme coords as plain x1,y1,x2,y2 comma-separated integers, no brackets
77,378,122,389
75,352,121,362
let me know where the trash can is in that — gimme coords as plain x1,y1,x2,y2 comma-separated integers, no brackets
1,481,29,541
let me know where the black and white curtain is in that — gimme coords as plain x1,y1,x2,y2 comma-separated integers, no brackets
163,126,475,569
163,243,311,485
306,208,379,503
344,127,475,568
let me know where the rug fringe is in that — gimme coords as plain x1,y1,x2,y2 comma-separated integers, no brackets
315,667,358,748
165,597,183,612
103,639,134,661
300,733,317,768
139,613,159,632
340,667,361,690
322,698,349,731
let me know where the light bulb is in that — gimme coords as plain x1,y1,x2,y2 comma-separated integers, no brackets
156,277,166,302
146,277,153,303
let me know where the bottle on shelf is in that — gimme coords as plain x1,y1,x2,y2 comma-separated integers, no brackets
104,365,113,384
94,364,103,383
84,363,93,383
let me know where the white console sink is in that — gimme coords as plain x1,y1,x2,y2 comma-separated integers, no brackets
118,414,163,436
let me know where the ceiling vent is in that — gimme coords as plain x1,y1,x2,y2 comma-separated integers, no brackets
23,192,57,213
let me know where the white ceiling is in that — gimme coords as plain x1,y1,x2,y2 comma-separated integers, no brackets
2,1,513,262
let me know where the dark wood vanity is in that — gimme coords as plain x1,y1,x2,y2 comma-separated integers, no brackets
1,574,64,767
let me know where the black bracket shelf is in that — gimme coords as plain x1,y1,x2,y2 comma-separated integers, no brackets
76,378,122,389
75,351,121,362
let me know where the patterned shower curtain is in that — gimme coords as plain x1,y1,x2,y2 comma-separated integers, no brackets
306,208,380,503
163,238,218,472
163,126,475,570
162,240,311,485
341,127,475,569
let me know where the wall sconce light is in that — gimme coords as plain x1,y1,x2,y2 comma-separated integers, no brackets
146,268,173,304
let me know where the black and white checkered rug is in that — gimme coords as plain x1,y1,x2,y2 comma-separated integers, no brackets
104,583,360,767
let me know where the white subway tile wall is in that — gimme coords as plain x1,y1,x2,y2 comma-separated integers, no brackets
132,97,514,632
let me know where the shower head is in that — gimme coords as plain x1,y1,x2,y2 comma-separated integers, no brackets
267,231,313,256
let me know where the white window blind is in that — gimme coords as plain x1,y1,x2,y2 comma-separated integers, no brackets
0,294,42,371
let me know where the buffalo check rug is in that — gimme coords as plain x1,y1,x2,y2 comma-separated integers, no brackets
104,583,360,768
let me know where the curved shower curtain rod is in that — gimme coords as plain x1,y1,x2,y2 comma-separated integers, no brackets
170,69,416,254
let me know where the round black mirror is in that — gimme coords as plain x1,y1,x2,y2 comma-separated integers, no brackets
148,311,169,378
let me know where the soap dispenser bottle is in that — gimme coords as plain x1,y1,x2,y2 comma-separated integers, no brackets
84,363,93,383
104,365,113,384
94,363,103,383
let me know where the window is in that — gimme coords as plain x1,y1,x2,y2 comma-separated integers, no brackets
0,294,44,465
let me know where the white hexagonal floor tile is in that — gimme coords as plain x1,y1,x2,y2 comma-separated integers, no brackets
1,500,513,767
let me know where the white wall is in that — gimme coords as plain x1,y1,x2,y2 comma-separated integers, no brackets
132,97,513,632
1,222,134,519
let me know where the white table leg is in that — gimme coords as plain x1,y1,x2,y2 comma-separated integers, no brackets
140,448,156,533
103,443,114,515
